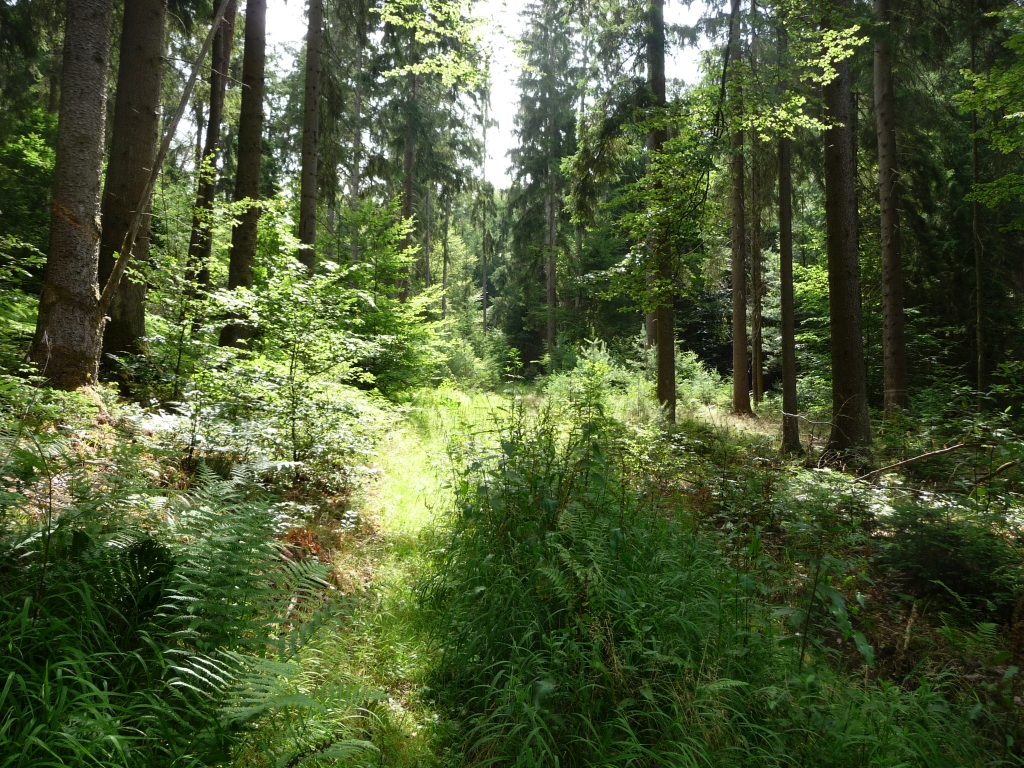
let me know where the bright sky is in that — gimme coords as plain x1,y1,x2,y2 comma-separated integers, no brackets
264,0,712,187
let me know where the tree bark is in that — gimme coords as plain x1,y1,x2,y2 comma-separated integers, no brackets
297,0,322,271
823,6,871,450
874,0,909,416
97,0,167,366
648,0,674,421
349,10,365,263
29,0,113,388
482,230,489,332
729,0,751,416
970,6,984,399
398,72,418,301
779,135,801,453
186,0,237,292
442,195,450,319
750,135,764,407
220,0,267,347
424,185,432,288
545,177,557,365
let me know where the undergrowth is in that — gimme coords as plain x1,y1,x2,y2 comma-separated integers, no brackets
0,387,378,767
420,357,1019,766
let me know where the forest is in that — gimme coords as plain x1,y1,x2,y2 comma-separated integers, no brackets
2,0,1024,764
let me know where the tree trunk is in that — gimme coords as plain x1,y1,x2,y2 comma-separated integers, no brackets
874,0,909,416
970,8,984,399
442,195,450,319
350,13,364,263
545,178,557,365
186,0,237,292
729,0,751,416
482,230,489,332
779,136,801,453
424,185,432,288
750,135,764,407
823,9,871,450
648,0,674,421
398,72,418,301
297,0,323,272
97,0,167,366
29,0,113,388
220,0,266,347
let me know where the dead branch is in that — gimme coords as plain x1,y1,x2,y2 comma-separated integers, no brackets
855,443,985,482
973,460,1019,487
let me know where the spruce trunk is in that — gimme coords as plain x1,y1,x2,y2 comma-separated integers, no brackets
750,136,764,407
29,0,113,388
648,0,674,422
220,0,267,347
779,136,801,453
186,0,237,293
297,0,322,272
424,186,432,288
729,0,751,416
442,196,450,319
545,181,557,365
823,16,871,450
874,0,909,415
98,0,167,365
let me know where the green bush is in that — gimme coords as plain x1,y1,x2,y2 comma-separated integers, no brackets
421,386,1007,766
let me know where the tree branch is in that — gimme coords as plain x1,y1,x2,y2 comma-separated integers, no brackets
854,443,984,482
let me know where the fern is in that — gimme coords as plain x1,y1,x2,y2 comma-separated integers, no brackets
0,421,372,768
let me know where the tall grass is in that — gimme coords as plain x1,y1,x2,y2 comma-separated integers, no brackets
420,362,1011,767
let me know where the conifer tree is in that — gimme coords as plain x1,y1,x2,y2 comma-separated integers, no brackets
506,0,579,366
220,0,267,347
29,0,113,387
97,0,167,363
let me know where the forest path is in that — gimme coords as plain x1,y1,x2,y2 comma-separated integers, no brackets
323,390,505,764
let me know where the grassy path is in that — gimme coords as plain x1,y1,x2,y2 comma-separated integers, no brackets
317,392,502,766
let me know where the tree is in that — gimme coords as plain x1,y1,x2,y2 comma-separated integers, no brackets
729,0,752,416
648,0,674,421
822,0,871,450
298,0,323,272
506,0,579,367
750,135,764,407
778,133,801,452
29,0,113,388
220,0,267,347
874,0,909,415
186,0,238,293
776,19,800,454
97,0,168,364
